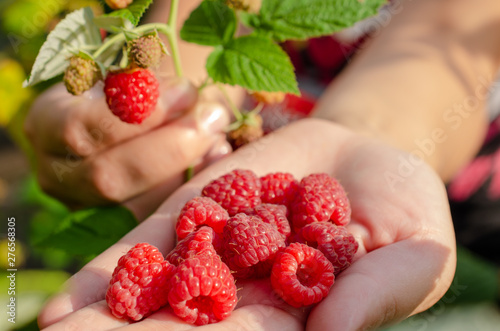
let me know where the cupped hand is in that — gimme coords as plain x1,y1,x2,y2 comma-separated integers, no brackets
38,118,456,331
25,79,231,218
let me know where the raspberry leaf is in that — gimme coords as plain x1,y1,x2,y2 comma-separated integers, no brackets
249,0,387,42
180,0,237,46
35,206,138,257
206,35,299,94
104,0,154,26
94,15,134,33
23,7,101,87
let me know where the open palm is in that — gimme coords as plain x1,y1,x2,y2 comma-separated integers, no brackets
39,118,456,331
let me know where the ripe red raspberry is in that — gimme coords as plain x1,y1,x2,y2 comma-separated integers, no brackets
291,173,351,231
168,253,237,325
176,197,229,240
106,243,175,321
221,213,285,279
295,222,358,275
167,226,219,266
260,172,299,209
202,169,262,216
104,68,160,124
271,243,334,308
246,203,291,239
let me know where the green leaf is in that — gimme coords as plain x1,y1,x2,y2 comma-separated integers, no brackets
23,7,102,87
206,35,299,94
93,15,133,33
105,0,154,26
254,0,387,42
36,206,138,257
180,0,237,46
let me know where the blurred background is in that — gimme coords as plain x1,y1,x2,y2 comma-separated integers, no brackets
0,0,498,330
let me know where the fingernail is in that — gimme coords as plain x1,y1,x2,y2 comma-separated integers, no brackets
160,77,193,107
206,137,232,165
196,103,230,134
82,81,104,99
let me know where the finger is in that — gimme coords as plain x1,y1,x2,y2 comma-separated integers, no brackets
39,119,355,326
111,307,192,331
111,305,302,331
35,102,229,206
203,305,303,331
306,236,456,331
123,133,230,221
38,210,180,328
42,301,128,331
235,278,308,325
26,78,197,157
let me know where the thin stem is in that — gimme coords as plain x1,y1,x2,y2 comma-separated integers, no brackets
218,84,244,121
167,0,183,77
93,32,123,58
92,23,172,59
184,166,194,182
198,77,212,92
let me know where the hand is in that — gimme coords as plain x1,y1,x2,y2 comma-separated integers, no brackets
25,79,231,218
38,118,456,330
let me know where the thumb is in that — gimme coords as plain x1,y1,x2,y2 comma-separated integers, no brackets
151,76,199,123
123,101,231,219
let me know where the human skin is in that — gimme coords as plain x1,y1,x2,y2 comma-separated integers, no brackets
36,0,500,329
38,119,456,330
24,0,236,219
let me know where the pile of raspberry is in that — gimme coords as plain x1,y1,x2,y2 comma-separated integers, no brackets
106,169,358,325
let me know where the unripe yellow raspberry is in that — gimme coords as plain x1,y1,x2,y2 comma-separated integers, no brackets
63,56,102,96
105,0,134,10
226,0,262,13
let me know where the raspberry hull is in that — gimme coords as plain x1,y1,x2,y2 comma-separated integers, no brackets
271,243,335,308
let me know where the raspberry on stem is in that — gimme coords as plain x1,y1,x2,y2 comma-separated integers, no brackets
63,55,102,96
105,0,134,10
225,0,262,13
271,243,335,308
251,91,286,104
103,68,160,124
227,113,264,150
128,34,165,69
